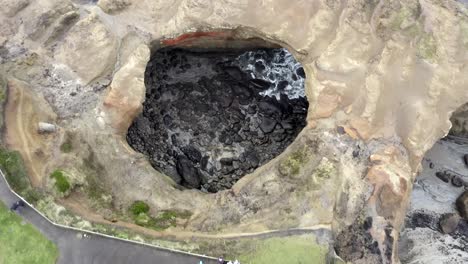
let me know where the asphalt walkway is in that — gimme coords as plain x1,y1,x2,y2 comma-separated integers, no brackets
0,172,217,264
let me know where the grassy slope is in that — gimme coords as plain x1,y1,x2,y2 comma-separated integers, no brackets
0,201,58,264
237,235,327,264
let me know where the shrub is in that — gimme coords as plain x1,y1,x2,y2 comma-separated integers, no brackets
60,133,74,153
129,201,150,216
134,212,151,226
0,148,31,193
149,211,177,230
23,188,45,204
50,170,70,193
60,142,72,153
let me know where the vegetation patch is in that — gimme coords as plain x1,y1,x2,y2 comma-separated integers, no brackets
417,33,437,61
129,201,150,216
81,149,113,210
60,132,74,153
0,148,31,193
313,157,336,179
0,201,58,263
0,147,45,204
278,148,309,176
50,169,70,193
60,142,72,153
197,235,327,263
236,236,327,264
129,202,191,230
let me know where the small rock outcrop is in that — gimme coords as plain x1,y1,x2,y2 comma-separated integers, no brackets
37,122,57,134
456,191,468,220
439,213,461,234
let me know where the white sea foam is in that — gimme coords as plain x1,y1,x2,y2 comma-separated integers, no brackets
233,48,306,100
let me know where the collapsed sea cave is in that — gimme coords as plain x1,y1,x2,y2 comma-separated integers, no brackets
126,43,309,193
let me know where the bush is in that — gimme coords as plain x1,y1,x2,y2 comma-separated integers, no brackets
129,201,150,216
149,211,177,230
60,133,74,153
134,212,151,226
23,188,45,204
0,148,31,194
50,170,70,193
60,142,72,153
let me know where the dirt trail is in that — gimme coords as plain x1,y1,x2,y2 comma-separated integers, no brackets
60,196,330,241
3,79,57,187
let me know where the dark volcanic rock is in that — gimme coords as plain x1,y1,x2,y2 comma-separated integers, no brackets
126,47,308,192
435,171,452,183
456,191,468,220
439,213,461,234
181,145,202,163
452,175,464,188
250,79,271,90
296,67,306,78
259,116,277,133
176,156,200,189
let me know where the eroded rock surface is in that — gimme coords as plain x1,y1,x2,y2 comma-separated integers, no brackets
400,139,468,263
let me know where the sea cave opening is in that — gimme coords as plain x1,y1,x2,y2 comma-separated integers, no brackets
126,37,309,193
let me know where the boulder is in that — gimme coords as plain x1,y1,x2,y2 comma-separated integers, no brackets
176,156,201,189
37,122,57,134
452,176,464,188
181,145,202,163
439,213,461,234
259,116,277,134
456,191,468,220
435,171,452,183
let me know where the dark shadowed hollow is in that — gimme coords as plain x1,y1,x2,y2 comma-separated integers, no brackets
126,46,309,192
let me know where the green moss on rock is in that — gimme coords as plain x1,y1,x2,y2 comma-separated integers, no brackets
313,158,336,179
278,148,309,176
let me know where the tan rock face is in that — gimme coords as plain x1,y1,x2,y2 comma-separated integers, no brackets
1,0,468,263
103,42,149,134
55,12,118,85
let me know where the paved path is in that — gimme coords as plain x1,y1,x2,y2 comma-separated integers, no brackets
0,173,217,264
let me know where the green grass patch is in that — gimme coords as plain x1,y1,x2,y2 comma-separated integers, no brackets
0,148,31,194
50,170,70,193
0,201,58,263
147,211,177,230
131,207,192,230
0,147,44,204
237,236,327,264
129,201,149,216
